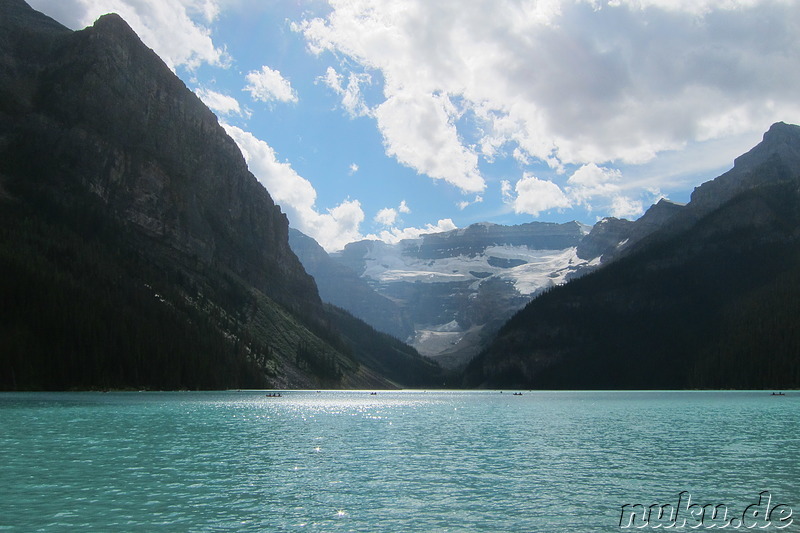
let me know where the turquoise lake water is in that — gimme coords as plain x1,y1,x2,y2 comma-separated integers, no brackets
1,390,798,532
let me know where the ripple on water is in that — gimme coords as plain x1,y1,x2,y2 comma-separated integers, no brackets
0,390,798,531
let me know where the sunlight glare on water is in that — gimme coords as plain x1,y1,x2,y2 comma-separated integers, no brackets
0,390,798,532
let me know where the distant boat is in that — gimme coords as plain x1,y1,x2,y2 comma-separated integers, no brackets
771,392,785,396
513,392,523,396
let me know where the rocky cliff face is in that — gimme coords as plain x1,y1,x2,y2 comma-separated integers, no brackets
691,122,800,212
579,199,686,263
1,5,317,311
0,0,442,390
576,217,634,260
409,221,588,259
288,229,415,341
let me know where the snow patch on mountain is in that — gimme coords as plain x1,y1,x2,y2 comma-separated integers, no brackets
361,242,593,296
327,220,601,363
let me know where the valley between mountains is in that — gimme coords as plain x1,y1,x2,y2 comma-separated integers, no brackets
2,0,799,390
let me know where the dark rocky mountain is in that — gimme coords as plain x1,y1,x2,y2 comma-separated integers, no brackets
2,4,315,311
464,122,800,389
577,198,686,263
584,122,800,264
608,199,685,259
0,0,440,390
691,122,800,213
575,216,633,261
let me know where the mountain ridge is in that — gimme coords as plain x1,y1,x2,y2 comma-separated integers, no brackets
464,122,800,389
288,228,415,341
0,0,441,390
290,220,598,368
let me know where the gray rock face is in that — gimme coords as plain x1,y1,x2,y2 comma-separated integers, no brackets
288,229,415,341
576,217,634,260
691,122,800,212
0,0,71,113
610,122,800,261
0,3,319,311
584,199,686,263
410,221,588,259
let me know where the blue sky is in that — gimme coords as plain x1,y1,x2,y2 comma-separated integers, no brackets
29,0,800,251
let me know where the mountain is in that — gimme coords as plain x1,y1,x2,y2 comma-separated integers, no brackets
577,198,686,263
287,229,445,386
317,221,597,368
288,229,414,341
691,122,800,213
464,122,800,389
0,0,440,390
582,122,800,264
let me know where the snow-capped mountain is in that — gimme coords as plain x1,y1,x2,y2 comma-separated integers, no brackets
323,221,598,366
290,204,702,368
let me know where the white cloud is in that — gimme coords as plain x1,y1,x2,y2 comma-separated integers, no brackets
607,0,770,16
501,180,514,204
458,195,484,210
297,0,800,205
321,66,342,92
320,67,372,118
374,200,411,227
29,0,227,70
609,195,644,219
564,163,650,217
507,173,572,217
367,200,455,245
317,199,365,251
366,219,459,245
244,66,298,104
373,92,485,194
223,124,363,251
374,207,398,227
566,163,622,206
194,87,249,118
184,0,219,23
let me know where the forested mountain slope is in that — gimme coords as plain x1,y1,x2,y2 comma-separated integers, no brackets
465,124,800,389
0,0,440,390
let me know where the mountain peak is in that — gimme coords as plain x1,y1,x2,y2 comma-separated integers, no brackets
0,0,446,391
765,120,799,139
732,121,800,172
83,11,163,68
92,12,134,34
690,122,800,212
646,197,685,216
2,0,320,312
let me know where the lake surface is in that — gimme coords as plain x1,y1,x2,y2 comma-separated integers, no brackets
1,390,798,531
